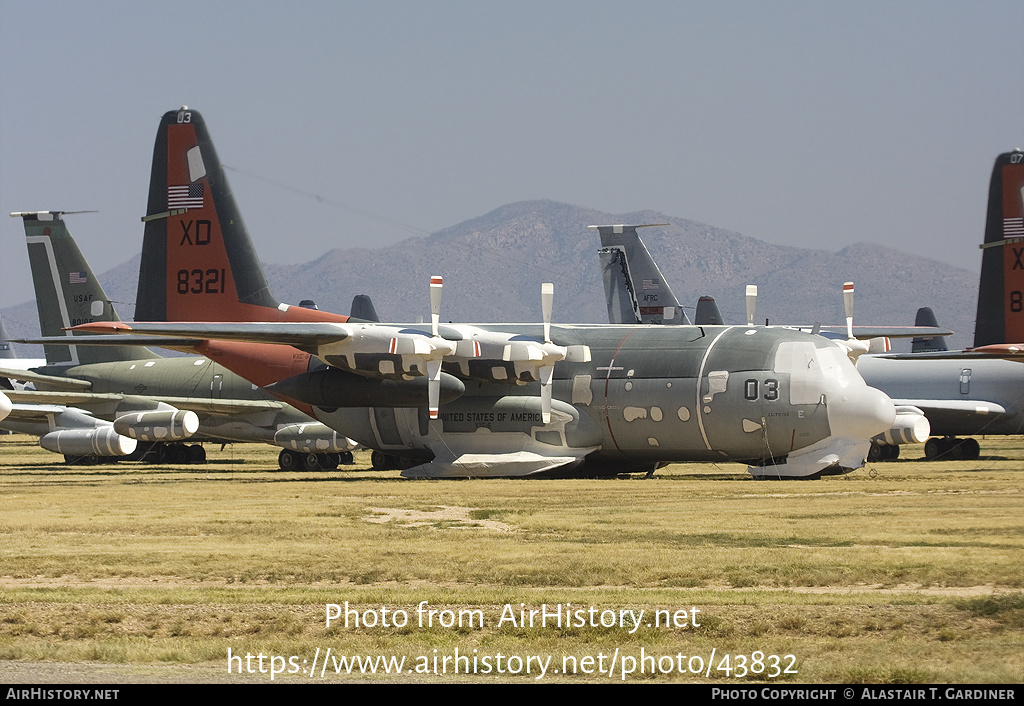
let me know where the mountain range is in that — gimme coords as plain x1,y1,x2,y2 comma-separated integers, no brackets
1,200,978,355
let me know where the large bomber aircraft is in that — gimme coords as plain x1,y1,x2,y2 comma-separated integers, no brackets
592,150,1024,461
74,106,896,478
2,211,355,468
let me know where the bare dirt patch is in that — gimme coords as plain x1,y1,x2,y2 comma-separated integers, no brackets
362,505,516,532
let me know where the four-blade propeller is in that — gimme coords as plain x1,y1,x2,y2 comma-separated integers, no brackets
417,277,566,423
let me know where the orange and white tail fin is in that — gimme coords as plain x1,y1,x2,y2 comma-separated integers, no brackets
136,107,346,325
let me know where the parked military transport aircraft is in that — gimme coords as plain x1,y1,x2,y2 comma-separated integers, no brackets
73,106,897,478
3,210,354,468
592,149,1024,461
593,223,935,460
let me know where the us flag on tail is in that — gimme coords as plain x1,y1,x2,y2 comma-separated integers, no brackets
168,183,204,209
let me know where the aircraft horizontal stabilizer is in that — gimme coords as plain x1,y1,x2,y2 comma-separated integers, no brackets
0,366,93,391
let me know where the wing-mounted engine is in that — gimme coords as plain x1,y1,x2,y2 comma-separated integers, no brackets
273,422,356,454
35,408,137,458
40,427,136,457
113,409,200,442
317,278,588,423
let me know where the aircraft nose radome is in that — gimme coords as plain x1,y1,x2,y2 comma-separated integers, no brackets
829,386,896,441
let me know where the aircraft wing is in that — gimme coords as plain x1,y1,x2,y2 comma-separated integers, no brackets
71,322,352,347
4,390,286,417
5,390,122,406
142,396,286,415
802,325,954,340
876,345,1024,361
891,398,1010,415
14,335,206,350
890,398,1014,429
2,402,78,422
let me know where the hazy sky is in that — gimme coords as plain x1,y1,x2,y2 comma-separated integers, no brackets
1,0,1021,308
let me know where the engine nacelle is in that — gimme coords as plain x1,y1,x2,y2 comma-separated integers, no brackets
274,422,357,453
872,405,930,446
113,410,200,441
40,427,137,457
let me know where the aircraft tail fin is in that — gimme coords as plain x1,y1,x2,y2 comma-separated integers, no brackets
694,295,724,325
590,224,690,325
911,307,949,353
136,107,347,325
974,150,1024,347
12,211,154,367
349,294,379,322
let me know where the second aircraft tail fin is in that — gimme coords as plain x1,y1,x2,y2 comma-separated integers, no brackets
974,150,1024,347
590,224,690,325
694,296,724,325
910,307,949,353
12,211,154,368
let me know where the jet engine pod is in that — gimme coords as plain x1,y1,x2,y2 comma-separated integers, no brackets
274,422,356,453
40,427,137,457
267,367,465,408
113,410,200,441
872,405,930,446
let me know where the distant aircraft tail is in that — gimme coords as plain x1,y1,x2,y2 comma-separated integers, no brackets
12,211,154,367
349,294,380,322
590,224,690,325
974,150,1024,347
136,107,345,324
910,307,948,353
694,296,724,325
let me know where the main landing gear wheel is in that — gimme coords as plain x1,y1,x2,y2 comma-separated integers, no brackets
278,449,302,471
185,444,206,464
280,449,342,471
924,437,981,461
867,442,900,462
64,454,103,466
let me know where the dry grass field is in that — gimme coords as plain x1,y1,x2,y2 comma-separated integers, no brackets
0,433,1021,683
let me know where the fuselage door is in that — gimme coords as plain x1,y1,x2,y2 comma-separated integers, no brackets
960,368,972,395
